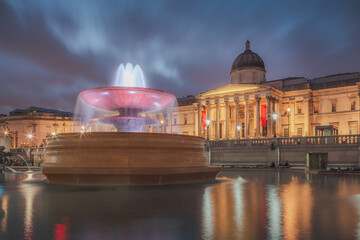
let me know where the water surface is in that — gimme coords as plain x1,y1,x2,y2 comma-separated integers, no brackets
1,170,360,240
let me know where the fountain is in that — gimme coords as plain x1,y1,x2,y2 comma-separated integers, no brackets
42,63,220,185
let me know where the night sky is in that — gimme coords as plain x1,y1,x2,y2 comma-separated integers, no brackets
0,0,359,115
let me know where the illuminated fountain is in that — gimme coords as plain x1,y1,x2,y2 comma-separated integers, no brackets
42,63,220,185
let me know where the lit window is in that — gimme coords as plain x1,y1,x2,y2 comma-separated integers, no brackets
284,128,289,137
297,105,302,114
297,128,303,136
349,123,357,134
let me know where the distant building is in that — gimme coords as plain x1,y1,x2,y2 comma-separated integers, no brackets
0,106,80,148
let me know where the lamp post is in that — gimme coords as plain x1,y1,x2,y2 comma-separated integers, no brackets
160,120,164,133
206,119,211,140
28,134,33,166
237,125,241,139
272,112,278,138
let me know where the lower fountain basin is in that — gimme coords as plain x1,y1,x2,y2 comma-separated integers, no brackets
42,132,220,185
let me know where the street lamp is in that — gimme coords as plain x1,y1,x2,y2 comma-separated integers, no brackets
272,112,278,138
206,119,211,140
237,125,241,139
28,134,33,166
160,120,164,133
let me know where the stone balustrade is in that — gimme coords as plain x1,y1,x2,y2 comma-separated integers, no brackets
206,135,360,168
207,134,360,149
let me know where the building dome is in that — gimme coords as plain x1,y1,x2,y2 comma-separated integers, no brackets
231,40,265,72
230,40,266,85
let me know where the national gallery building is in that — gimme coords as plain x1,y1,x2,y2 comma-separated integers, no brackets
171,41,360,140
1,41,359,147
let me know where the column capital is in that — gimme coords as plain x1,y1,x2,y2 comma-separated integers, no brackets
289,96,295,101
206,99,210,105
215,98,219,104
234,96,239,102
255,95,261,102
266,95,273,101
224,97,229,103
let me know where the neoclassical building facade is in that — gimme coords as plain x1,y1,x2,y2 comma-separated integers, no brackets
167,41,360,140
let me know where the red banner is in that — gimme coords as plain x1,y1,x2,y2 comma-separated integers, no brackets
202,110,207,130
261,105,267,126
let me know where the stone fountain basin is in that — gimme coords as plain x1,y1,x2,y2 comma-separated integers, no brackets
79,87,176,112
42,132,221,185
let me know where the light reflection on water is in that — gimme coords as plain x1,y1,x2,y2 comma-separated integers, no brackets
1,170,360,239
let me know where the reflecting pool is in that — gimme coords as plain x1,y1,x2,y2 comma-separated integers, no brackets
1,170,360,240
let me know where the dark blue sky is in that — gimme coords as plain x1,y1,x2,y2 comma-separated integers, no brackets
0,0,359,114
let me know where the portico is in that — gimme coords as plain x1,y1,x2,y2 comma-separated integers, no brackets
196,84,282,140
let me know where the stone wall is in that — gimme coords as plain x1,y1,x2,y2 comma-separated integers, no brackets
207,135,360,168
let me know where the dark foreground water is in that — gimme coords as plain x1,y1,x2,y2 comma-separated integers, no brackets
1,170,360,240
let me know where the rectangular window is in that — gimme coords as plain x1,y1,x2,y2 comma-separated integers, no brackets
184,115,188,125
349,123,357,135
331,102,336,113
174,117,177,125
229,107,232,119
219,123,223,138
241,122,245,137
351,101,356,111
297,105,302,114
313,103,319,113
297,127,303,136
284,128,289,137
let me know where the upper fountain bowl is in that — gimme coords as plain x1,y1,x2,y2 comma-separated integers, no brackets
79,86,176,112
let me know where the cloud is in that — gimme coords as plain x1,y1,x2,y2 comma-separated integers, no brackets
0,0,359,114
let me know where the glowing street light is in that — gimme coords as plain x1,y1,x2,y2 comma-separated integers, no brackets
51,132,56,137
206,119,211,140
237,125,241,139
272,112,278,138
286,108,291,137
4,131,8,135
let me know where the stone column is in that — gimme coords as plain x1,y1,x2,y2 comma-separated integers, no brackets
358,90,360,134
303,96,309,136
235,97,239,138
169,113,172,134
255,96,261,137
215,98,219,139
266,96,272,138
225,98,229,139
206,99,211,139
198,101,202,137
163,113,166,133
278,100,282,135
272,98,276,137
245,96,249,138
289,97,295,137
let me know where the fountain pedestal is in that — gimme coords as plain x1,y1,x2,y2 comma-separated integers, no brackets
42,132,220,185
